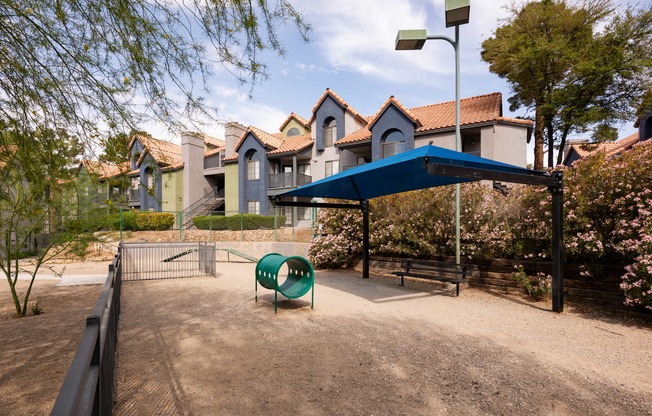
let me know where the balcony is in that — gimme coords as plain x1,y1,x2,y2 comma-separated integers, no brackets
268,172,311,189
128,189,140,207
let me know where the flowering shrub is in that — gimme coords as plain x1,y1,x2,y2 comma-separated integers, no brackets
308,141,652,309
620,254,652,309
308,204,362,268
511,265,552,301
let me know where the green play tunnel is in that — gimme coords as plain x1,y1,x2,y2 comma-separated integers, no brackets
255,253,314,313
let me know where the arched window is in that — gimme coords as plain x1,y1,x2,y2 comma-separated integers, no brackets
287,127,300,137
246,151,259,180
323,118,337,147
382,129,405,158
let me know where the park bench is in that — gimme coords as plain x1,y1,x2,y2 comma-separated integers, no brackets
393,259,472,296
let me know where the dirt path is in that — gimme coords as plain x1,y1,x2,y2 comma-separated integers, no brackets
114,264,652,415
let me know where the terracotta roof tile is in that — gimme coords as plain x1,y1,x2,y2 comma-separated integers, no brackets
279,112,310,131
309,88,368,125
80,159,128,179
267,134,313,156
336,128,372,146
412,92,503,132
130,134,182,166
200,133,225,149
569,132,640,160
368,96,422,130
233,126,285,152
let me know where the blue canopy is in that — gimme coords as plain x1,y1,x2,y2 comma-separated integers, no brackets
276,144,546,201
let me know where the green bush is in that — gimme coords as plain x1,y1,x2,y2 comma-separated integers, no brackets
134,212,175,230
105,211,173,231
224,214,286,230
192,215,228,230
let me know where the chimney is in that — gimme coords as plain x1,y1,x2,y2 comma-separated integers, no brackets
181,131,211,211
224,121,246,158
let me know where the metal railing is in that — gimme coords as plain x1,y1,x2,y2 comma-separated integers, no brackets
180,187,225,228
121,242,216,280
268,172,312,188
51,250,123,415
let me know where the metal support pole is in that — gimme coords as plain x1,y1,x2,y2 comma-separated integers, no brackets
425,29,461,265
454,24,461,265
550,171,564,312
362,200,370,279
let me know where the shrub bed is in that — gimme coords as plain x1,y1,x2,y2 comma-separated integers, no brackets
193,214,286,231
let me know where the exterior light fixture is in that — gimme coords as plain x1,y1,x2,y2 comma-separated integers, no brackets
445,0,470,27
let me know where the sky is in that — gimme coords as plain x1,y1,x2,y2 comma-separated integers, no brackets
144,0,641,164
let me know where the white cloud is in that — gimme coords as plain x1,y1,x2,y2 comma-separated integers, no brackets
290,0,517,85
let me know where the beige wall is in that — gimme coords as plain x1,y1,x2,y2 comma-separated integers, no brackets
224,163,239,214
415,131,456,150
482,124,528,167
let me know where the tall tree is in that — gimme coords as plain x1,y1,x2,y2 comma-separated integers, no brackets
481,0,652,169
0,0,310,143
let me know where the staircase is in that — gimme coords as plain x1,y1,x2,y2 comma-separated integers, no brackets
181,187,225,229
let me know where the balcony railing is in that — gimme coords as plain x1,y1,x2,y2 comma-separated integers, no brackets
129,189,140,203
268,172,311,189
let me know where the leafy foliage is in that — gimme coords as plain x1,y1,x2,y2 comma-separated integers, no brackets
481,0,652,168
0,0,310,140
310,141,652,309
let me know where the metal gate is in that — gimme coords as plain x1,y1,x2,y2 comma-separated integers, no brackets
121,242,216,281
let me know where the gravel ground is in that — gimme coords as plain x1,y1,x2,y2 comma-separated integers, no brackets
114,263,652,416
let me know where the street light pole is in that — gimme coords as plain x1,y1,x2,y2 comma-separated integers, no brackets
395,8,467,264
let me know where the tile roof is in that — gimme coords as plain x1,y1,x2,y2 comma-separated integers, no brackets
279,112,311,131
367,96,422,130
309,88,368,125
335,128,372,146
200,133,225,149
567,132,640,161
267,133,313,156
130,134,182,166
233,126,285,152
411,92,504,132
336,92,533,146
80,159,129,179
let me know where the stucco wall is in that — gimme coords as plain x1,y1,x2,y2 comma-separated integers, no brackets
370,106,415,161
282,119,309,136
224,163,239,214
484,124,528,167
161,170,183,213
415,131,456,150
237,133,271,213
314,96,345,151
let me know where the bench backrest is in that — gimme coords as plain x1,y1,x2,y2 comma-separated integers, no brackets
400,259,472,276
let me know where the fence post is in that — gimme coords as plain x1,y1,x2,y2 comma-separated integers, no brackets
179,211,182,241
240,212,243,242
209,212,213,242
274,207,278,242
119,208,123,241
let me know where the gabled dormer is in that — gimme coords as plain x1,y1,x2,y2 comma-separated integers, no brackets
279,113,311,137
310,88,367,151
368,96,421,160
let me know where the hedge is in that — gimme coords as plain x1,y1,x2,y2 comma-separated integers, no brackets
106,212,174,231
192,214,286,230
192,215,228,230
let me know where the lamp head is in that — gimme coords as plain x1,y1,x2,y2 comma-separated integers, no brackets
394,29,427,51
445,0,470,27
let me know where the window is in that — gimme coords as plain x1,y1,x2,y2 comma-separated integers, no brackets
298,163,311,176
382,129,405,158
325,160,340,177
247,152,259,180
287,127,300,137
247,200,260,214
323,118,337,147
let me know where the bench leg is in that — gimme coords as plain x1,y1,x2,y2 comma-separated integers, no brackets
400,275,404,287
455,283,459,297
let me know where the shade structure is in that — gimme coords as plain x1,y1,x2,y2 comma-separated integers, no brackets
276,144,545,202
272,144,564,313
